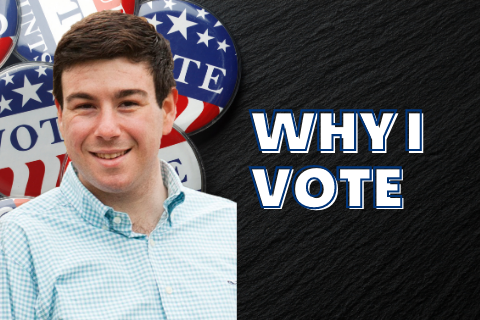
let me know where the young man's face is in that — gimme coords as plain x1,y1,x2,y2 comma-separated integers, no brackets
57,57,176,195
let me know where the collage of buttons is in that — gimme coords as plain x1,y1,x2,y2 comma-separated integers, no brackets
0,0,240,213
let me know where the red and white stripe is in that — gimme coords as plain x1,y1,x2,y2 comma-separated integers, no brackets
91,0,136,14
175,94,223,133
0,154,67,197
0,36,13,65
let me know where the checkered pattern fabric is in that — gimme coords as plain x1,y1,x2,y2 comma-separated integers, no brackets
1,160,236,319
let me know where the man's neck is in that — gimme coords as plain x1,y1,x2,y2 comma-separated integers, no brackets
81,165,168,236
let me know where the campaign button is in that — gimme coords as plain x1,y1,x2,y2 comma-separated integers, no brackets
158,124,205,191
139,0,240,135
0,0,20,68
14,0,137,63
0,63,68,198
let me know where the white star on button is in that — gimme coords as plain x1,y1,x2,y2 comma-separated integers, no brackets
196,29,214,47
217,39,230,52
166,286,173,294
167,9,197,40
0,95,12,114
149,238,156,247
113,216,122,224
35,66,47,77
196,8,208,19
1,72,14,85
164,0,176,10
147,14,162,30
12,75,43,107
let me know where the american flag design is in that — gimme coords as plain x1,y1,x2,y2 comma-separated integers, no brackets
139,0,240,134
0,63,66,198
14,0,137,63
0,0,19,69
0,64,204,198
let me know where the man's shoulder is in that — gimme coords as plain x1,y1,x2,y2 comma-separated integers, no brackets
0,188,69,267
181,187,236,213
173,187,236,228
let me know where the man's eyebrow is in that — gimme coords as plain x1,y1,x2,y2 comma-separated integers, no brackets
115,89,148,99
65,90,148,104
65,92,95,103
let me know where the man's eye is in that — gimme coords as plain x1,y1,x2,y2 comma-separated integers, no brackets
77,104,94,109
120,101,138,108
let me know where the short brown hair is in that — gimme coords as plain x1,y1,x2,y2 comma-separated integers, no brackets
53,10,175,108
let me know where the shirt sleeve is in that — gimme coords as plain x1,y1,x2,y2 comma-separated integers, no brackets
1,222,38,320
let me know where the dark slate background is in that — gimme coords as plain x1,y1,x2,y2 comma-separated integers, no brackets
189,0,480,318
4,0,480,318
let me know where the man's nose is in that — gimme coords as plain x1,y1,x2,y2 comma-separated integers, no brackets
94,107,121,140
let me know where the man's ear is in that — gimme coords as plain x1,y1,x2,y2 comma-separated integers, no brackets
55,99,64,136
162,88,178,136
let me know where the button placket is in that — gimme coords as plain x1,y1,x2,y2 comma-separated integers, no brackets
149,237,156,247
147,232,171,306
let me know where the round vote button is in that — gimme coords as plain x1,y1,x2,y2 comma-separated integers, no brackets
139,0,240,135
158,124,205,192
0,0,20,69
14,0,137,63
0,63,67,198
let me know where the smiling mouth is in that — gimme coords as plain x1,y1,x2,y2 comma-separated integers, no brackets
94,149,131,160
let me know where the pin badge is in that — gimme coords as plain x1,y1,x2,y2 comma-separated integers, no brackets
158,124,205,191
139,0,240,134
0,0,20,68
0,63,67,198
14,0,138,63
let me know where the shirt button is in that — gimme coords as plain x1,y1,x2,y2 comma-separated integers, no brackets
102,225,108,230
166,286,173,294
113,216,122,224
149,238,156,247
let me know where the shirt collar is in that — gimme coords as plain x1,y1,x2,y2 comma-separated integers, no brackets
60,159,185,232
160,159,185,225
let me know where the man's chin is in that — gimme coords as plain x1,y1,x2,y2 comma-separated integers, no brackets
78,173,135,196
94,182,133,194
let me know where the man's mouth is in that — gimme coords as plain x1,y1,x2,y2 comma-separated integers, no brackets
94,149,130,159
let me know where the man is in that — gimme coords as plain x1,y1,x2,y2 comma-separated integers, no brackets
0,11,236,319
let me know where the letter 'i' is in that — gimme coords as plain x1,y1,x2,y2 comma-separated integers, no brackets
405,110,423,153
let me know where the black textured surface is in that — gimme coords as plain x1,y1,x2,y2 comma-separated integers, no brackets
189,0,480,319
3,0,480,318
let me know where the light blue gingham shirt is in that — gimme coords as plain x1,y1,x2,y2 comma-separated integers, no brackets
0,160,236,319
